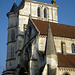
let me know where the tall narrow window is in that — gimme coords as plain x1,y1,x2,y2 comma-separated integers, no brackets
37,7,40,17
61,42,66,54
44,8,47,18
11,46,14,58
8,30,10,42
11,29,15,41
71,43,75,53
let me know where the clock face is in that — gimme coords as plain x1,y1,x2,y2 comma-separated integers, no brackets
47,57,57,67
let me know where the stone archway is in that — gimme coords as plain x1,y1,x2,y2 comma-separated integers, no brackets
19,67,28,75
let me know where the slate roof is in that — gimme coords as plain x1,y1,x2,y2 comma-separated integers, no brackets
32,19,75,39
58,53,75,68
10,2,17,12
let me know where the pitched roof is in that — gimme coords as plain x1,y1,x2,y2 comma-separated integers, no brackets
58,53,75,68
32,19,75,39
10,2,17,12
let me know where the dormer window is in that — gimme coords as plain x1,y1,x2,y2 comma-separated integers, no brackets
37,7,40,17
71,43,75,53
44,8,47,18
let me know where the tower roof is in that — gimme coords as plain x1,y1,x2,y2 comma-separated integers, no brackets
10,2,17,12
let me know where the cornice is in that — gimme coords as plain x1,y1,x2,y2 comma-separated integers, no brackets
7,41,16,45
6,58,16,61
58,67,75,71
8,25,17,30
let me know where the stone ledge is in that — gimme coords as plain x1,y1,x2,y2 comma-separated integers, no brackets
6,58,16,61
2,69,15,75
8,25,17,30
7,41,16,45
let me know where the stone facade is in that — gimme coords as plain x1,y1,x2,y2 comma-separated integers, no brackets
2,0,75,75
54,36,75,54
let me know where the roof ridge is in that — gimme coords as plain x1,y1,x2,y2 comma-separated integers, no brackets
32,19,75,27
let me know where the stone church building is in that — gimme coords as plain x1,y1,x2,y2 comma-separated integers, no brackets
2,0,75,75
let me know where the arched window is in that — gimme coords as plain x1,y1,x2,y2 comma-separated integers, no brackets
65,74,69,75
61,42,66,54
44,8,47,18
63,72,70,75
37,7,40,17
71,43,75,53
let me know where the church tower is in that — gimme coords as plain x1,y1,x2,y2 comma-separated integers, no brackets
3,0,59,75
3,0,75,75
3,2,18,75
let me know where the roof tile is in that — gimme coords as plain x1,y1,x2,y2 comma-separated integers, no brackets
32,19,75,39
58,53,75,68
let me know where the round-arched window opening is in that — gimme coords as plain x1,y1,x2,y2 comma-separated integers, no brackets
63,72,70,75
65,73,69,75
44,8,47,18
37,7,40,17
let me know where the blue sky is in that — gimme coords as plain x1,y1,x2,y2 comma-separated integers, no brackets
0,0,75,74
